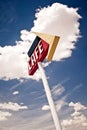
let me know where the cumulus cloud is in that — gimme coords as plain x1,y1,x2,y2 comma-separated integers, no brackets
0,111,12,121
31,3,81,61
0,102,28,111
62,102,87,129
62,114,87,128
0,41,29,80
0,32,40,80
69,102,87,111
42,105,50,111
0,102,28,121
0,3,81,80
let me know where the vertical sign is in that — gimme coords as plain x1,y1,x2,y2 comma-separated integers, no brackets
28,36,49,75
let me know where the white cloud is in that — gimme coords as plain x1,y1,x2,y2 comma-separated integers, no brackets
0,111,12,121
12,91,19,95
31,3,81,61
0,42,29,80
0,36,41,80
69,102,87,112
20,30,36,42
0,102,28,111
0,102,28,122
42,105,50,111
62,114,87,128
0,2,81,81
62,102,87,129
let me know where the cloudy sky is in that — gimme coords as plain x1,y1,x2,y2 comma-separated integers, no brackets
0,0,87,130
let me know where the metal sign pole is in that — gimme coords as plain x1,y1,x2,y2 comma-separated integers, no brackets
38,62,62,130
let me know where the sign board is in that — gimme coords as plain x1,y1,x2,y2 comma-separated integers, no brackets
28,36,49,75
28,32,60,75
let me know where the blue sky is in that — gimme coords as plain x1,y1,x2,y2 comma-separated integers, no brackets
0,0,87,130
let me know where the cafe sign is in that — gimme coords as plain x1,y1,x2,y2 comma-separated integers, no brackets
28,32,60,75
